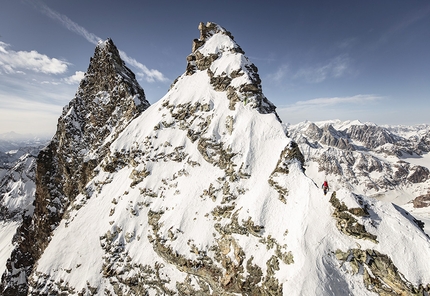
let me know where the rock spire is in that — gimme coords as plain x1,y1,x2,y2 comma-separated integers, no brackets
1,38,149,295
182,22,279,118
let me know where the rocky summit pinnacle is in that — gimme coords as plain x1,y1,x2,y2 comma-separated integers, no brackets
68,38,149,149
183,22,279,118
0,38,149,295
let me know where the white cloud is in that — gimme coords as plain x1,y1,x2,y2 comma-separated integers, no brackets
294,54,351,83
277,94,384,123
377,4,430,47
0,41,68,74
40,80,61,85
0,71,80,134
118,50,168,83
337,38,358,50
64,71,85,84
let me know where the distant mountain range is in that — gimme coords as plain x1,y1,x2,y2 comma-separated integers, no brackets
286,119,430,233
287,120,430,196
1,22,429,295
0,132,49,157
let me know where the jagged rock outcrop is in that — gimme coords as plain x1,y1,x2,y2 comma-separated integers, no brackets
0,154,37,282
0,145,44,279
0,38,149,295
346,124,399,149
184,22,278,118
414,193,430,208
335,248,430,295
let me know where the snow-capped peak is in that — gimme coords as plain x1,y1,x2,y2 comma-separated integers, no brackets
2,24,430,296
0,38,150,295
181,22,278,118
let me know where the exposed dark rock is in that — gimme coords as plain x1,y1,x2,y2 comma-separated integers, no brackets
335,248,430,295
319,125,353,150
287,121,430,195
346,124,398,149
268,141,305,203
0,39,149,295
413,193,430,208
0,153,37,221
407,165,430,183
304,122,322,140
329,192,377,243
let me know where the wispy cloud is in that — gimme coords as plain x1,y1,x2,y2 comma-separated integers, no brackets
0,41,68,75
267,64,289,82
64,71,85,84
36,2,168,83
374,4,430,49
277,95,384,124
337,37,358,50
119,50,168,83
0,92,62,113
294,54,351,83
0,78,78,135
0,93,62,135
294,94,383,107
38,2,101,45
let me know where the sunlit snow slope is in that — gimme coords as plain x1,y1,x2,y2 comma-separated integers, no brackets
28,23,430,295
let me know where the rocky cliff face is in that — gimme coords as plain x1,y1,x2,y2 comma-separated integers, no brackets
16,22,430,296
0,153,37,279
0,39,149,295
0,152,37,222
0,144,44,279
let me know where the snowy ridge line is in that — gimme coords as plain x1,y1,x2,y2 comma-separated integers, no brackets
1,22,430,295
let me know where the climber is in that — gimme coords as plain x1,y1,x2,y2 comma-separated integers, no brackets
322,180,329,195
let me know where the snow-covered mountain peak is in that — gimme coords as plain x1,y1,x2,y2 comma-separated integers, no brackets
2,25,430,296
57,38,149,158
24,24,430,295
0,38,150,295
181,22,278,117
89,38,143,96
194,22,242,55
288,120,430,207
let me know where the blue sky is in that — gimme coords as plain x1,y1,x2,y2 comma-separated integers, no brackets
1,0,429,136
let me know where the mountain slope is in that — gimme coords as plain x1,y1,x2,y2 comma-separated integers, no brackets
287,120,430,233
0,150,39,277
1,39,149,295
26,22,430,295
